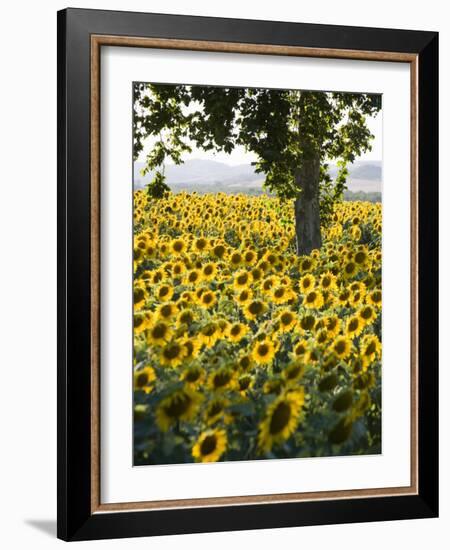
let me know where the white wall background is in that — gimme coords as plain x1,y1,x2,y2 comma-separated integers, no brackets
0,1,447,548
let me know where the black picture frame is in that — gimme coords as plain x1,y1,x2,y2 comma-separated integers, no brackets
57,7,438,541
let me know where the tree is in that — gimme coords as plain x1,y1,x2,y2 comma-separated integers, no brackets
133,84,381,255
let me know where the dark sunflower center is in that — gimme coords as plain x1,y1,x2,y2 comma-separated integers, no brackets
274,288,285,299
203,325,217,337
322,277,331,288
361,307,372,319
239,356,250,369
136,372,148,387
208,403,224,417
214,245,225,258
301,316,315,330
239,377,251,390
335,341,346,354
204,266,213,275
134,288,145,303
237,274,247,285
372,291,382,303
231,325,241,336
188,272,199,283
163,344,181,360
164,393,191,417
281,313,293,325
287,365,301,379
303,279,311,289
365,341,376,355
173,241,183,252
196,239,207,250
306,292,317,303
203,294,213,304
258,344,269,356
185,368,200,382
200,435,217,456
159,286,169,298
160,305,172,318
349,319,359,331
295,344,306,355
354,252,366,264
213,371,231,388
152,324,167,339
249,301,263,315
269,402,292,435
345,263,355,274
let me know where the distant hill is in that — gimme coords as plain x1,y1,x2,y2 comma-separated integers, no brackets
133,159,382,195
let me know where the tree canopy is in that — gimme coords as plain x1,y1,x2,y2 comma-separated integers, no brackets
133,83,381,253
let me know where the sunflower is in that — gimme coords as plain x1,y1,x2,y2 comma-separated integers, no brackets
299,314,316,333
233,269,252,290
282,361,304,384
360,334,381,366
227,322,249,343
336,288,351,307
133,365,156,394
243,299,267,321
156,282,175,301
332,336,352,359
193,237,209,254
345,315,364,338
229,251,243,269
181,336,202,361
237,353,253,372
271,285,293,305
198,322,221,348
258,389,305,453
277,309,298,333
251,338,276,365
354,248,369,267
319,271,337,292
202,262,218,281
260,276,277,294
192,429,227,463
211,242,227,260
199,290,217,309
134,311,152,334
184,269,203,286
133,284,147,310
147,321,172,346
170,238,187,256
358,304,377,326
209,367,235,391
235,288,254,305
343,260,359,279
176,308,196,329
298,256,315,273
299,274,315,293
171,261,186,278
366,289,382,308
156,302,179,321
237,373,254,396
181,364,205,387
159,340,187,368
204,397,230,425
303,289,324,309
243,249,257,265
325,315,341,338
155,388,201,431
292,338,309,359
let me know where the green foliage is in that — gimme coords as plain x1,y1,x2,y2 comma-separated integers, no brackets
133,83,381,237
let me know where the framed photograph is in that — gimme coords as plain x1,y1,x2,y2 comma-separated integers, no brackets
57,8,438,541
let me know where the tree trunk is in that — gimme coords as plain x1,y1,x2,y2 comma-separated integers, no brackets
294,155,322,256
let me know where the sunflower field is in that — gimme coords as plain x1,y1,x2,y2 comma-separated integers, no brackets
133,191,382,465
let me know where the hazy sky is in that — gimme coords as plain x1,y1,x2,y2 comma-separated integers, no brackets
137,108,382,167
